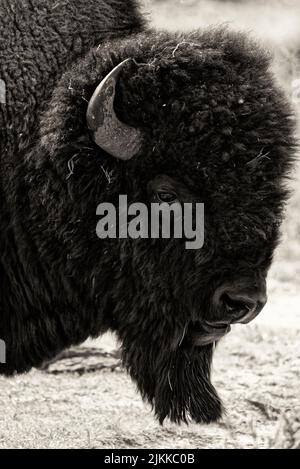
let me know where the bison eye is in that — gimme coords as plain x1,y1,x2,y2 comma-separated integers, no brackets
156,191,178,204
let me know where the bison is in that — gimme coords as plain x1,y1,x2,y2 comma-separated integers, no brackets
0,0,296,424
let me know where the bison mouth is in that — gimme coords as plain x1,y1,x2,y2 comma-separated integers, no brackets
186,321,231,347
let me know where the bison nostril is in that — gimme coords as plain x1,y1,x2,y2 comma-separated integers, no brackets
212,281,267,324
221,292,256,320
214,286,267,324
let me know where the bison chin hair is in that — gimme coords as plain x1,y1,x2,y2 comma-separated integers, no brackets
120,331,223,424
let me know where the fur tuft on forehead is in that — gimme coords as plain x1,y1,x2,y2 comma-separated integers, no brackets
40,27,296,234
41,26,296,171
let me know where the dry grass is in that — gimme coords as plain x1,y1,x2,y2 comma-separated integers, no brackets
0,0,299,449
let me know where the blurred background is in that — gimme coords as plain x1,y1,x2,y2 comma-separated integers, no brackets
0,0,299,450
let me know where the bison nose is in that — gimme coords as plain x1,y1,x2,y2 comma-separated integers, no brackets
213,285,267,324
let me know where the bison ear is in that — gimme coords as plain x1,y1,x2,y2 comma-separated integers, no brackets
86,58,142,160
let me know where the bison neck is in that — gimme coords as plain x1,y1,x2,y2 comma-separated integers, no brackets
0,0,143,375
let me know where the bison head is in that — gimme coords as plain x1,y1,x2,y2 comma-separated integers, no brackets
7,28,296,423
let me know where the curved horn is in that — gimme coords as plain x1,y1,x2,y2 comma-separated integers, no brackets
86,58,142,160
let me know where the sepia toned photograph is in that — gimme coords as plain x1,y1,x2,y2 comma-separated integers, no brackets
0,0,299,452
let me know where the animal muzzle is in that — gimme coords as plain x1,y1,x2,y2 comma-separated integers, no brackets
189,278,267,346
212,279,267,324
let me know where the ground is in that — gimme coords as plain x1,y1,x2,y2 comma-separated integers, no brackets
0,0,299,449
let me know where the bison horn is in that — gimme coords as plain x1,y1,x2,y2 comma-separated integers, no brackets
86,58,142,160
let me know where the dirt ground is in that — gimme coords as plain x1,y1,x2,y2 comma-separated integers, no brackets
0,0,299,449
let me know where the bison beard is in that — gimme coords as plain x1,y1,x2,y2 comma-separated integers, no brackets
122,336,222,424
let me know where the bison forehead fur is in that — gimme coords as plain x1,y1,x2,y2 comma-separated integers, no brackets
0,0,296,424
